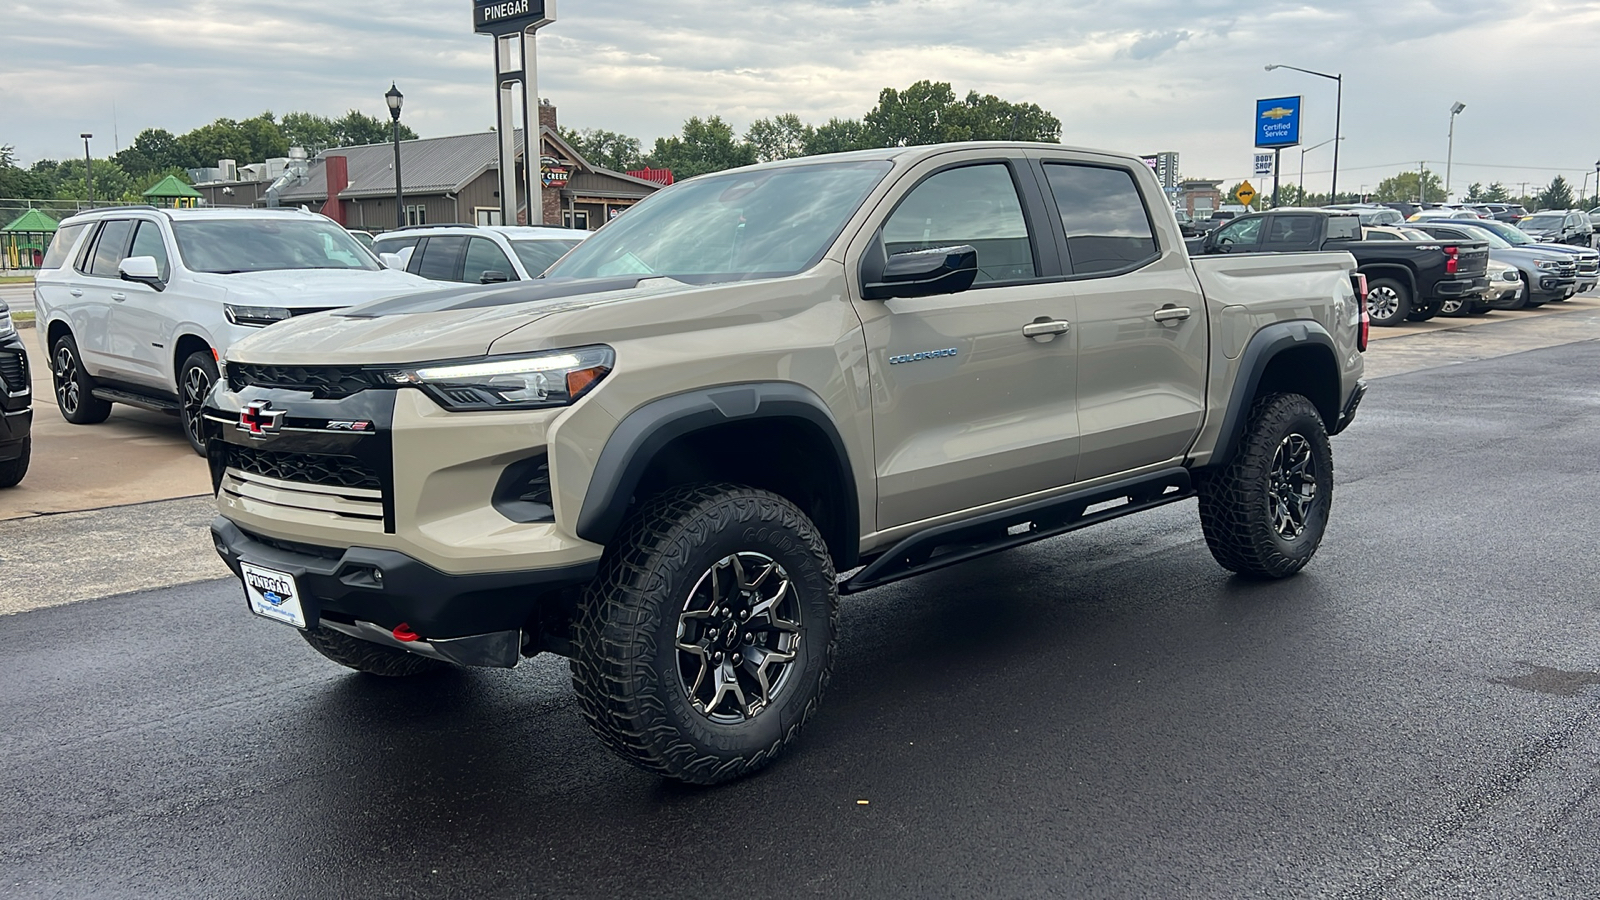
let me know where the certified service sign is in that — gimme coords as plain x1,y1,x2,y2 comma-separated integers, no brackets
474,0,555,35
1255,96,1302,148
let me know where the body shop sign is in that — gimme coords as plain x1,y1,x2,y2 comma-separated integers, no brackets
474,0,554,35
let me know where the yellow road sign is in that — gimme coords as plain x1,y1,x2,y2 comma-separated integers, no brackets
1236,181,1257,206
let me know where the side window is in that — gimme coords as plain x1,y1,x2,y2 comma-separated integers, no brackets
1267,214,1320,246
882,163,1036,285
463,237,517,282
1324,217,1360,242
413,236,468,281
128,221,171,280
1364,231,1397,241
1041,163,1158,275
41,223,89,269
1213,217,1263,248
87,220,136,278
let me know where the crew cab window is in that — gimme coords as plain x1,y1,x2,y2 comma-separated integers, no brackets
41,223,88,269
1267,214,1320,247
883,163,1036,285
1324,217,1361,241
87,220,135,278
1213,217,1262,248
1364,230,1398,241
1041,163,1157,276
128,221,171,280
464,237,516,282
412,236,468,281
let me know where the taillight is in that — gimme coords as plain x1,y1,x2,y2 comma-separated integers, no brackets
1444,246,1459,275
1352,273,1370,353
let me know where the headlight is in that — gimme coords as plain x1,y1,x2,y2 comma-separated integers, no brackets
392,346,614,411
0,309,13,338
1503,269,1521,282
225,304,292,328
1535,260,1560,270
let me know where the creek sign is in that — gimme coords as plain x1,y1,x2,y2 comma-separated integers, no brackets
474,0,555,35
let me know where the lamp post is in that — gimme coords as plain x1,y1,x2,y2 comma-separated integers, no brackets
80,133,94,209
1265,64,1343,201
1593,159,1599,208
386,83,405,229
1298,137,1342,205
1446,102,1466,200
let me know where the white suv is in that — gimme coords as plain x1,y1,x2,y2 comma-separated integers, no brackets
371,225,584,284
34,207,432,454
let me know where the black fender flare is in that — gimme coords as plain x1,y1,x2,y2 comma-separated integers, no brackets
1355,263,1419,301
575,383,861,568
1209,319,1340,467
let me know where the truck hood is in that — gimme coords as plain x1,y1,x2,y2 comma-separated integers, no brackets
224,275,696,365
189,268,434,310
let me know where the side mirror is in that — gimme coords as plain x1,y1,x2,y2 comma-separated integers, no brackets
379,252,405,270
118,256,165,291
479,270,511,284
861,245,979,301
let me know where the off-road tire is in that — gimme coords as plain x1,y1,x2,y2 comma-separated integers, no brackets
178,350,218,457
1364,278,1411,327
50,334,112,425
0,436,29,488
300,624,450,677
570,483,838,785
1198,393,1333,579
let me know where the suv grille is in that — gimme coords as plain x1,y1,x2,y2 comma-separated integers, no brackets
227,363,393,399
226,446,382,491
0,350,25,394
1577,254,1599,277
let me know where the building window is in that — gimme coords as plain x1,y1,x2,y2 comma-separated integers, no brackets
475,207,504,226
405,205,427,227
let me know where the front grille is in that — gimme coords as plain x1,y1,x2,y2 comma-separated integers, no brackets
228,363,393,400
0,350,25,394
1577,255,1598,276
227,446,382,491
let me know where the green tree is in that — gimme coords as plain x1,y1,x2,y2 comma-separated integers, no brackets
863,80,959,147
1536,175,1574,211
803,118,872,155
559,127,643,171
332,110,413,147
280,111,337,152
50,157,138,203
0,145,45,199
645,116,757,179
179,118,254,168
745,114,814,163
238,112,290,162
1482,182,1511,202
116,128,190,177
1373,170,1444,203
943,90,1061,142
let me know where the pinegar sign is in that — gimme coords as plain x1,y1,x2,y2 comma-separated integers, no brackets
474,0,554,35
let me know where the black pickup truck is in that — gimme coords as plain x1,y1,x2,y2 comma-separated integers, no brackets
1188,209,1491,325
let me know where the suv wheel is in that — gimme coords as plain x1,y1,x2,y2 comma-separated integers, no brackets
50,334,113,425
0,436,30,488
571,483,838,785
1406,299,1443,322
1198,393,1334,579
178,350,218,456
1439,296,1472,318
1364,278,1410,327
300,625,450,677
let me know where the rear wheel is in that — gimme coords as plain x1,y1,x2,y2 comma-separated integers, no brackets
0,436,29,488
1365,278,1411,327
50,334,112,425
1438,296,1472,318
178,350,218,456
301,625,450,677
571,483,838,785
1406,299,1443,322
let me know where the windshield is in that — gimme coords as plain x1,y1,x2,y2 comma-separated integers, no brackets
511,239,581,276
172,218,381,274
1467,220,1535,245
1454,225,1510,249
1520,215,1564,231
546,160,893,283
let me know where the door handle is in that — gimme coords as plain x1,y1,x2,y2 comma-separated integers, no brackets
110,293,128,302
1022,320,1072,339
1153,306,1192,323
70,289,84,297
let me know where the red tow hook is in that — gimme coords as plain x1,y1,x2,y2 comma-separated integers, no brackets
392,623,421,643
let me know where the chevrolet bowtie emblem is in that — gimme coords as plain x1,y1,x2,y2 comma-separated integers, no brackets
239,400,286,437
1261,107,1295,120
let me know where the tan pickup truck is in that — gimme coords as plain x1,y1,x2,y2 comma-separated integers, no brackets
204,142,1368,784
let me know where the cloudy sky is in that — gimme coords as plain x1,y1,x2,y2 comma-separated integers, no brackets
5,0,1599,198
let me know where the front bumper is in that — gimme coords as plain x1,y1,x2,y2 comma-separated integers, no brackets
212,517,596,644
0,334,31,455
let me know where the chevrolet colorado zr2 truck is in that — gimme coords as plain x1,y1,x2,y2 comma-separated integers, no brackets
205,142,1368,784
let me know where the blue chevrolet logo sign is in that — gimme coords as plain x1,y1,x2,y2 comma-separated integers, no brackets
1255,96,1302,148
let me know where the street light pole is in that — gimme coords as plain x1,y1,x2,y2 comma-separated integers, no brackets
80,133,94,209
1265,64,1343,201
1446,102,1466,200
386,83,405,230
1298,136,1342,205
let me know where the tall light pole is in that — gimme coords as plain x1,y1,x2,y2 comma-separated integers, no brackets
1266,64,1343,201
1446,102,1466,200
1593,159,1599,208
1299,136,1342,205
386,83,405,230
80,133,94,209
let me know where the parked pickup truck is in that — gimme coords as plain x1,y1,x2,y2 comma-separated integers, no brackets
204,142,1367,784
1190,208,1491,326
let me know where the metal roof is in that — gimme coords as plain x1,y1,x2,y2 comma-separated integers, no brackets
142,174,203,198
2,209,59,233
276,130,529,202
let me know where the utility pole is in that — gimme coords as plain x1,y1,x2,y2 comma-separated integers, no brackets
1419,161,1427,204
80,134,94,209
1445,102,1466,200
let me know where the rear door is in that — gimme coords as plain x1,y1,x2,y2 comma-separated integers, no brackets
408,236,469,282
463,236,518,283
1035,154,1208,481
1209,216,1264,253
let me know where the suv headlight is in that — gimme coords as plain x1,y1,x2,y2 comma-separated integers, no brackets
393,346,614,411
0,308,13,338
225,304,292,328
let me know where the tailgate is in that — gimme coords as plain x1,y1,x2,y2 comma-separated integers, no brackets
1452,241,1490,277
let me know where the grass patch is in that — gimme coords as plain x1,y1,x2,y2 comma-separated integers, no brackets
12,311,35,326
0,275,35,285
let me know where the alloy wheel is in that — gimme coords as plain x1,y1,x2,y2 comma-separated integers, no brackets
53,346,81,416
675,552,802,724
1268,433,1318,540
181,364,212,447
1367,286,1401,321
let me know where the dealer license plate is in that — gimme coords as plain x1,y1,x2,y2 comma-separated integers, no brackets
241,561,308,629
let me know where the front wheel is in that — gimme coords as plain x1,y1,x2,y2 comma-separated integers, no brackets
1365,278,1411,327
0,436,29,488
50,334,113,425
570,484,838,785
1198,393,1334,579
178,350,218,457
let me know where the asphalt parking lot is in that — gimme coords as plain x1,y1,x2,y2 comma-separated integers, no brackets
4,301,1600,898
